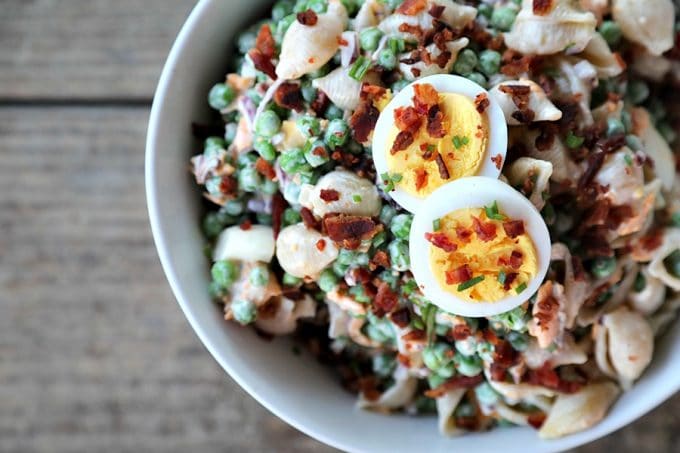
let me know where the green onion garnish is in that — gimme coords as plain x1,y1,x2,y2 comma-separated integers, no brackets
565,131,585,149
457,275,485,291
515,282,527,294
624,153,634,166
484,201,506,221
352,194,362,203
452,135,470,149
381,172,403,192
433,218,441,231
349,56,371,81
497,270,507,285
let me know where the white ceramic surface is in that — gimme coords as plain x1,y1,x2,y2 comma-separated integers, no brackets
145,1,680,451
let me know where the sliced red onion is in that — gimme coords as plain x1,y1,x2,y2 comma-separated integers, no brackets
371,35,389,60
238,95,258,132
247,196,273,214
340,31,358,67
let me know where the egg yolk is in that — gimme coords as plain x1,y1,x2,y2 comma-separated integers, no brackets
426,207,537,303
386,92,489,197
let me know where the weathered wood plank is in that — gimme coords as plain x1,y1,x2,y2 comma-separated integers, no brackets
0,106,337,453
0,0,196,100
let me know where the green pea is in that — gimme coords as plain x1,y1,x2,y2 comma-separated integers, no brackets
349,285,371,303
261,179,279,195
305,0,328,13
423,343,456,378
224,123,238,145
232,299,257,325
340,0,359,15
211,260,240,288
205,176,224,196
476,341,495,362
255,110,282,138
465,72,487,87
427,373,447,389
296,166,319,184
378,48,398,70
238,167,263,192
633,272,646,292
507,331,529,352
317,268,339,292
204,137,226,157
627,80,649,105
625,134,643,151
332,259,349,277
282,181,301,204
454,353,482,377
337,249,367,266
606,118,625,137
664,250,680,278
324,104,344,120
202,212,227,238
304,139,330,167
380,205,398,225
208,83,236,111
390,213,413,240
490,6,518,32
254,139,277,161
388,239,410,271
278,147,307,174
591,256,617,279
490,305,528,332
454,335,478,356
359,27,384,51
301,84,317,103
474,382,500,405
391,79,410,93
477,3,493,19
272,0,293,21
249,264,270,287
296,115,322,138
365,313,395,343
324,119,350,149
283,208,302,225
372,353,396,378
283,272,303,286
208,281,228,300
237,31,257,54
598,20,622,47
478,49,501,77
223,199,245,216
308,63,330,79
452,49,478,75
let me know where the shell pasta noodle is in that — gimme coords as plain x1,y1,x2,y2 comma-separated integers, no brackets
189,0,680,439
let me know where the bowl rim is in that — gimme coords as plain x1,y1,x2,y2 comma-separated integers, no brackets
145,1,680,451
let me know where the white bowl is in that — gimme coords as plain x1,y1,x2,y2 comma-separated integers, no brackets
145,1,680,451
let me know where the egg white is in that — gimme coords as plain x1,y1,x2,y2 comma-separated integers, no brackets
409,176,552,318
372,74,508,214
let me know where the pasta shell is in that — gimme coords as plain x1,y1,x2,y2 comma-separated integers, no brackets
578,259,639,326
227,261,282,308
552,58,597,125
326,287,368,316
579,33,625,78
276,0,348,79
538,382,620,439
353,0,385,31
504,0,597,56
213,225,275,263
378,0,476,38
299,170,382,218
505,157,553,210
594,149,645,206
648,228,680,291
634,108,676,191
358,365,418,410
275,223,339,279
326,299,351,339
579,0,609,22
489,79,562,125
630,48,673,82
612,0,674,56
399,39,469,81
254,295,316,335
436,389,466,436
551,243,590,328
649,295,680,336
594,306,654,386
312,67,363,111
528,281,568,349
523,334,589,369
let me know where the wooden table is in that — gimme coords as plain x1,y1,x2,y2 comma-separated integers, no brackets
1,1,678,451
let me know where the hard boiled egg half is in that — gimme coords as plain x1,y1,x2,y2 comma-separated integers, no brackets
409,177,551,317
372,74,507,213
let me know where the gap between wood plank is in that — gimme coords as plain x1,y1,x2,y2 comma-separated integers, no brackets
0,97,152,108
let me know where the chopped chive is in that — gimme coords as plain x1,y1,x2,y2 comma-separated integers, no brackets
349,56,371,81
457,275,485,291
623,153,634,166
515,282,527,294
352,194,363,203
452,135,469,149
381,172,403,192
484,201,506,221
427,144,436,152
433,218,441,231
423,303,437,346
392,173,403,182
497,270,507,285
565,131,585,149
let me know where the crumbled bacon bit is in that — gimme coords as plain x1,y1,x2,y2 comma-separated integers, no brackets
397,0,427,15
414,167,429,191
424,374,484,398
360,83,387,102
494,340,518,367
435,152,450,179
472,216,497,242
425,232,457,252
358,376,381,402
507,250,524,269
474,93,490,113
491,154,503,170
255,157,276,180
532,0,554,15
500,51,541,77
426,104,446,138
350,101,380,143
413,83,440,113
254,24,276,58
300,207,320,230
503,220,525,238
535,124,557,151
337,36,348,46
371,250,391,269
597,134,626,154
390,131,415,154
240,219,252,230
273,82,304,112
512,109,536,124
374,282,399,314
402,329,426,342
319,189,340,202
297,9,318,26
394,106,423,134
640,228,664,251
323,214,378,246
578,151,605,188
271,193,286,239
428,3,445,18
526,363,582,394
390,308,411,328
445,265,473,285
248,49,277,80
411,67,421,77
218,175,238,195
310,90,329,115
503,272,518,291
316,239,326,251
451,324,472,341
455,226,473,243
398,22,424,38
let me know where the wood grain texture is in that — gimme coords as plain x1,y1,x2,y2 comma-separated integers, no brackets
0,0,196,100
